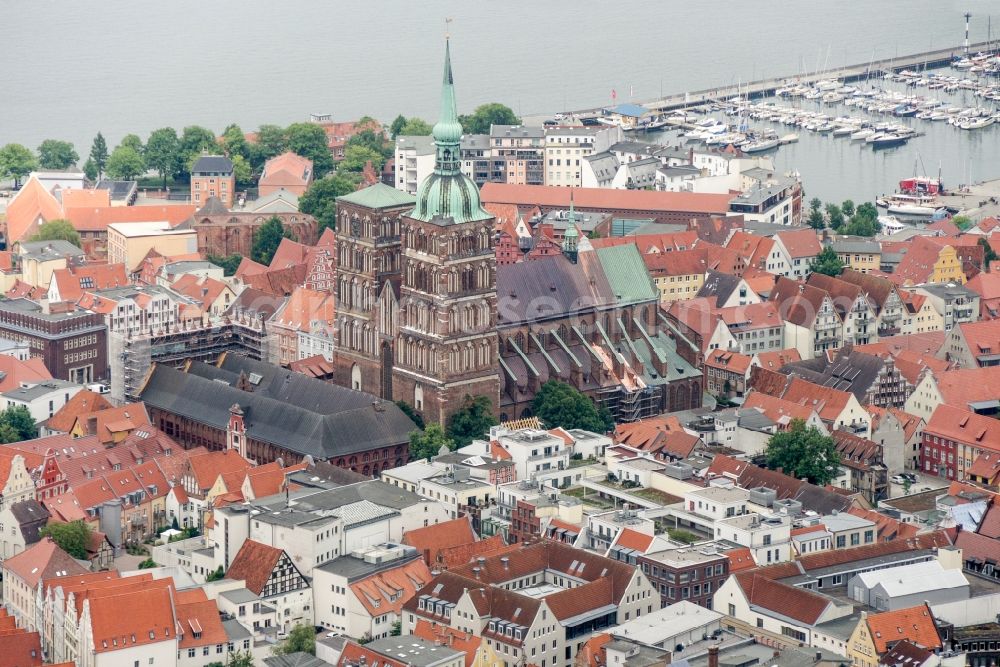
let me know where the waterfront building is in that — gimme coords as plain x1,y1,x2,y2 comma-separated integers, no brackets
190,156,235,206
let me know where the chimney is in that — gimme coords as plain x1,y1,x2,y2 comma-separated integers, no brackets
501,556,510,570
708,646,719,667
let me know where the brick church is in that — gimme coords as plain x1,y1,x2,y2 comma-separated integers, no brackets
332,40,500,427
330,41,703,428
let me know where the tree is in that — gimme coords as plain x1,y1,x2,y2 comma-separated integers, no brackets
395,400,425,430
346,129,390,158
231,154,253,186
120,133,144,154
807,207,825,230
285,122,333,177
37,140,79,170
40,520,92,559
225,650,255,667
272,623,316,656
447,395,498,447
825,203,844,230
952,215,973,231
145,127,181,188
809,197,822,214
400,118,433,136
841,201,880,237
221,123,250,161
339,144,385,174
0,143,38,188
299,172,360,233
29,219,81,247
841,199,855,218
251,216,291,265
764,419,841,485
138,558,158,569
532,380,614,432
105,145,145,180
460,103,520,134
409,423,453,461
980,237,998,268
809,245,845,276
390,620,402,636
82,158,98,181
89,132,109,179
0,405,38,442
207,253,243,276
389,114,408,138
205,565,225,581
250,124,287,170
179,125,218,178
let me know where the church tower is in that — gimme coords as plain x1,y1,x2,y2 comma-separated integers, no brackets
395,39,500,425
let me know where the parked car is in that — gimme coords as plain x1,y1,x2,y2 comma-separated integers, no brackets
890,475,906,484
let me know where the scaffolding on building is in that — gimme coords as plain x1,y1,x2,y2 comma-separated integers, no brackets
116,316,267,403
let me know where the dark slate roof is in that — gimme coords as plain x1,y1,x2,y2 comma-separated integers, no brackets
11,499,50,545
496,254,615,325
137,361,415,460
696,270,741,307
781,349,885,403
225,287,284,320
94,179,137,201
192,156,234,175
263,652,329,667
195,196,230,216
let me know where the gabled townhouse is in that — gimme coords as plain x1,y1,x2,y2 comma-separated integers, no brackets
727,232,790,276
781,348,912,409
806,272,878,345
770,277,843,359
824,235,881,274
773,228,822,279
920,403,1000,480
169,274,237,320
40,389,113,436
750,375,871,437
313,542,431,641
179,450,253,529
742,391,828,433
46,263,128,303
936,318,1000,368
718,301,785,354
846,604,942,667
866,406,924,473
837,269,905,338
903,366,1000,421
1,538,87,631
704,349,752,398
889,236,966,287
899,289,945,334
402,541,658,667
225,539,312,633
267,285,335,366
696,270,761,308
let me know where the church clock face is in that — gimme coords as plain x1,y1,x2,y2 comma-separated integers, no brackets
351,218,361,238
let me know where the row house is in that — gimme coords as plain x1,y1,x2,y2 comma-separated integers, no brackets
225,539,312,634
831,431,889,503
402,541,658,667
913,282,979,331
637,546,729,609
936,318,1000,369
825,235,881,274
772,228,822,279
837,270,905,338
704,349,752,398
770,277,843,360
750,373,871,437
921,403,1000,480
806,273,877,345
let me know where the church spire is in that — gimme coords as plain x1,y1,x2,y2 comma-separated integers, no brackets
432,39,463,175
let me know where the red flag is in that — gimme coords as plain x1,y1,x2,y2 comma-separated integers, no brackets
611,89,617,100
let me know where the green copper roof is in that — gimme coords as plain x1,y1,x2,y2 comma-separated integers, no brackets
594,244,658,305
410,40,491,226
337,182,416,209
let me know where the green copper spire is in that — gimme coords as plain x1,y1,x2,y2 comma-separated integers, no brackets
410,39,492,226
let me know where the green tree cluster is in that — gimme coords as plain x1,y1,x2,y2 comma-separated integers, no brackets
446,395,498,447
390,115,433,137
89,132,109,179
207,253,243,276
106,134,146,181
0,143,38,188
764,419,841,485
825,203,844,230
272,624,316,656
395,401,425,430
0,405,38,443
251,216,292,265
531,380,613,432
460,103,520,134
29,219,82,248
40,520,93,559
37,140,79,170
285,122,334,177
409,423,453,461
952,215,973,231
840,202,879,236
809,245,846,276
299,173,361,233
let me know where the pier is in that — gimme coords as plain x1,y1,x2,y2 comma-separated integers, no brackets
559,41,1000,119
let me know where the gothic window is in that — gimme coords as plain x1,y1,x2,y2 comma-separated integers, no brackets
414,385,424,411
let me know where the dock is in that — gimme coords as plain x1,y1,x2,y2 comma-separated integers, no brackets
552,41,1000,120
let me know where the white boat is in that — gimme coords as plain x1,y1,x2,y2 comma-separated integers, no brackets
851,128,876,141
960,116,996,130
887,203,938,216
878,215,907,233
741,137,780,153
779,133,799,144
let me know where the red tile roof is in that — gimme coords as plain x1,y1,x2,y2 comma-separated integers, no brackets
866,604,942,654
0,356,52,393
59,188,109,210
43,390,113,434
187,449,253,492
613,528,654,552
925,403,1000,455
403,517,478,567
437,534,519,570
350,557,431,617
734,572,831,625
775,228,822,259
89,586,176,653
63,204,196,232
480,183,732,215
49,263,128,302
2,537,87,588
725,547,756,572
968,450,1000,485
0,628,42,667
176,598,228,648
259,152,313,193
412,619,482,667
754,348,801,371
5,176,64,243
889,236,952,286
705,348,752,374
779,377,855,423
225,540,283,595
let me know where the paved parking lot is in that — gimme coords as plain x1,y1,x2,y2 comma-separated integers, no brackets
888,471,949,499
